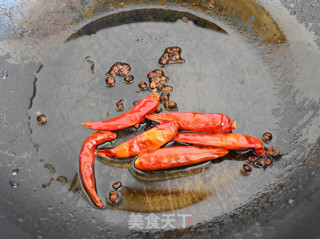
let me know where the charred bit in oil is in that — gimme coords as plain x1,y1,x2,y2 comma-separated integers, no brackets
56,176,68,184
133,100,139,106
44,164,55,174
85,56,95,74
43,178,55,188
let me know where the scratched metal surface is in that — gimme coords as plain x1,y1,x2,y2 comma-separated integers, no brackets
0,1,319,239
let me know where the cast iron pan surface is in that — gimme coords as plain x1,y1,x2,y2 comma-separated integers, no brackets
0,0,320,238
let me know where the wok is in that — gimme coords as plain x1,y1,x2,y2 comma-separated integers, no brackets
0,0,319,238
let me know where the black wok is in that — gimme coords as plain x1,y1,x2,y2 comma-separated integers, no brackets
0,0,319,238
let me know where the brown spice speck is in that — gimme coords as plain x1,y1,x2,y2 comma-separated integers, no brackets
116,99,124,110
109,191,119,203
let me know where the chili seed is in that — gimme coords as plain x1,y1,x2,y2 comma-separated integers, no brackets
263,132,272,142
133,101,139,106
37,114,47,125
105,77,115,86
155,106,163,113
265,158,273,166
112,181,122,190
243,164,252,172
160,92,170,102
256,159,267,169
165,100,177,109
124,75,134,83
138,81,147,90
109,191,119,203
116,99,124,110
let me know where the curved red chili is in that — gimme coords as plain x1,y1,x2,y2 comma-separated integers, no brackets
79,131,117,208
147,112,236,133
82,92,159,131
97,122,178,158
134,146,229,171
174,133,265,155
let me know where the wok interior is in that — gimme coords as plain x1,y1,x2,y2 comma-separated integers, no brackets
0,0,319,238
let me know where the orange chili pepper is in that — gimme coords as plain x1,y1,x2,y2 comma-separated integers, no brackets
97,122,178,158
147,112,236,133
174,133,265,155
134,146,229,171
82,92,159,131
79,131,117,208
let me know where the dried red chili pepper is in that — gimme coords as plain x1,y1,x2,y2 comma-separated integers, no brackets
82,92,159,131
147,112,237,133
97,122,178,158
79,131,117,208
174,133,266,155
135,146,228,171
